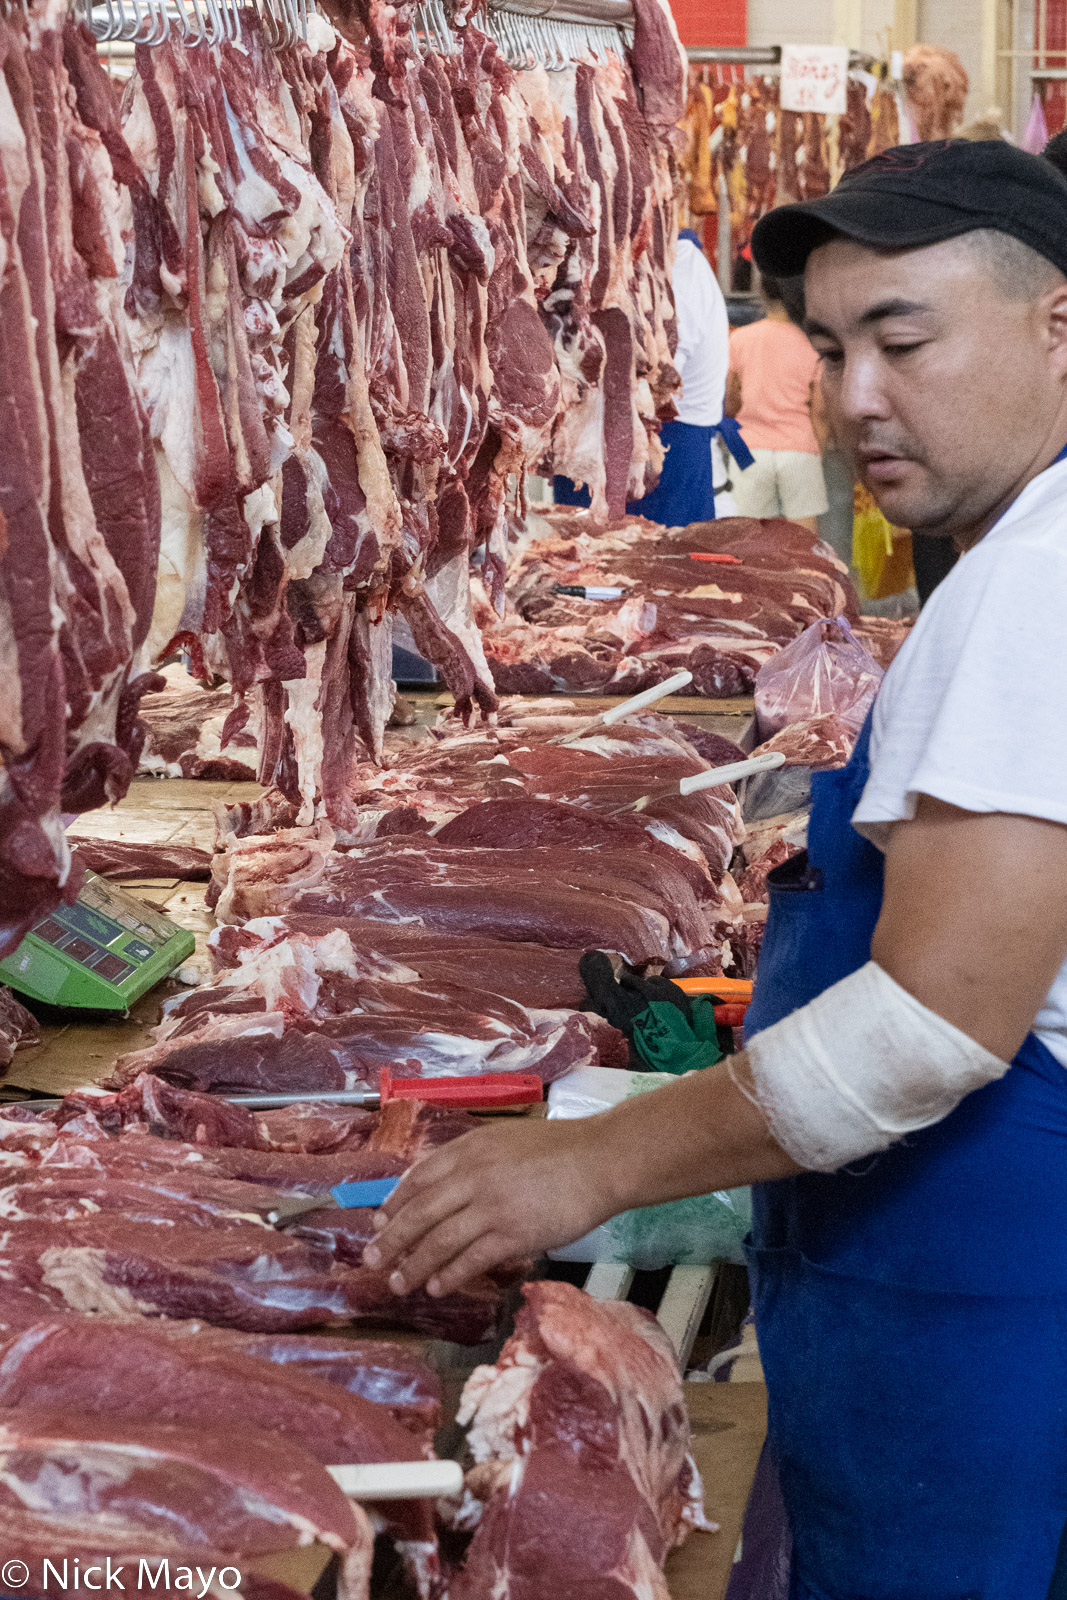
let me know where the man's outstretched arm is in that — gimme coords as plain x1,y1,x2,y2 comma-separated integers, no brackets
366,799,1067,1297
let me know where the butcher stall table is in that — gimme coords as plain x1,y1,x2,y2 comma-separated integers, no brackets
4,697,764,1598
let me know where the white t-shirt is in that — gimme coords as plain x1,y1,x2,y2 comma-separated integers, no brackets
672,237,730,429
852,456,1067,1065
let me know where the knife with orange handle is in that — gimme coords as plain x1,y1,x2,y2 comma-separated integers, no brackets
673,975,753,1029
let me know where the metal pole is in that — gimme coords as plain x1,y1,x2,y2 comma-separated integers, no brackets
487,0,634,23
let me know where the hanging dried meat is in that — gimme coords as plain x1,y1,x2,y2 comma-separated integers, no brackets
679,64,900,274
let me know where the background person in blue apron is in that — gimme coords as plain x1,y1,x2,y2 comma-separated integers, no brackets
553,229,740,525
368,140,1067,1599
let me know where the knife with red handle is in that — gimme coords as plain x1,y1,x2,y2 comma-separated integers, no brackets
218,1068,545,1112
24,1069,545,1116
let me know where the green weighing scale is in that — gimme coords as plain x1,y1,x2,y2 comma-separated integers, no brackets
0,873,196,1012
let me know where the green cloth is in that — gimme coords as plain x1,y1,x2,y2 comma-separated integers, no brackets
631,998,723,1075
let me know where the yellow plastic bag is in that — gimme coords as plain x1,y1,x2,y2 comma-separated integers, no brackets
852,484,915,600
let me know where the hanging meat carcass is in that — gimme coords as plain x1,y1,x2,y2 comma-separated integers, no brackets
0,6,162,955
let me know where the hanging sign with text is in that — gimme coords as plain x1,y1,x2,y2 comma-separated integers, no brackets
780,45,849,115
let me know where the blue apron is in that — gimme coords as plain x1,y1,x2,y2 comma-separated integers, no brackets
745,711,1067,1600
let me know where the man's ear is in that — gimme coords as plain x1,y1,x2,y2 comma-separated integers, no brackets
1044,281,1067,376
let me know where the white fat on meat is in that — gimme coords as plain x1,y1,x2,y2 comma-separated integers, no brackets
212,824,335,925
643,818,709,867
285,641,328,828
38,1246,154,1317
0,1442,139,1509
154,1008,287,1048
457,1348,543,1463
198,926,418,1011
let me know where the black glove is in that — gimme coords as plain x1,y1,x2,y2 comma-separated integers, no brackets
579,951,694,1035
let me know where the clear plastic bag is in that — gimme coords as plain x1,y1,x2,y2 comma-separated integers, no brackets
546,1067,751,1269
754,617,883,742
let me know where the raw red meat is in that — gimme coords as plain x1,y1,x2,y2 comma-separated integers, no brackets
753,618,882,741
735,839,800,903
0,987,39,1069
1,0,692,945
853,615,914,670
58,1074,270,1147
108,975,600,1094
0,1408,370,1592
0,1316,430,1469
0,14,161,954
69,840,212,880
188,1327,442,1436
0,1317,443,1580
63,1070,479,1160
452,1280,711,1599
42,1125,408,1196
0,1171,297,1229
217,838,698,963
485,511,860,703
136,679,258,781
755,714,856,771
213,914,594,1011
0,1212,504,1341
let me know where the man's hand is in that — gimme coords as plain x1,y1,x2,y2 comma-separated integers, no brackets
363,1059,800,1297
362,1116,617,1298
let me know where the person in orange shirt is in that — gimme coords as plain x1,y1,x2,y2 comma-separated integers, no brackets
726,275,829,531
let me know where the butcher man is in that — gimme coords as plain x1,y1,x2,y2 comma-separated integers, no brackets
365,140,1067,1599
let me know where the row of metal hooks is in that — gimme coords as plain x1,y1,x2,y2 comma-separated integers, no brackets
413,0,631,67
79,0,628,66
78,0,305,47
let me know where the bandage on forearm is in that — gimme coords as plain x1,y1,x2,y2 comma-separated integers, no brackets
741,961,1008,1172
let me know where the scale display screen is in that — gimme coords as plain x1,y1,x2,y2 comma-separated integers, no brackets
0,874,196,1011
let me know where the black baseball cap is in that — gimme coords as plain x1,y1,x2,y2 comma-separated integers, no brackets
751,138,1067,278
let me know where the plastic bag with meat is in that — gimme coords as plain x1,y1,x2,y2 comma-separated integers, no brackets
753,618,883,741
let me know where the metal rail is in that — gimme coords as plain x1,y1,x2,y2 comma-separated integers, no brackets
686,43,877,70
489,0,632,24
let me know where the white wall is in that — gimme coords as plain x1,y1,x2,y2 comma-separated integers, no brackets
917,0,983,118
746,0,834,47
747,0,1019,126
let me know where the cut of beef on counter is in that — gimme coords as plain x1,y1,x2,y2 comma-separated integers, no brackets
480,511,861,701
0,1409,371,1595
0,1317,442,1578
40,1125,407,1195
213,915,595,1011
0,1084,510,1341
69,840,213,880
0,1212,504,1342
105,974,604,1094
451,1280,712,1598
213,835,717,965
0,1316,432,1470
61,1070,479,1158
190,1328,442,1437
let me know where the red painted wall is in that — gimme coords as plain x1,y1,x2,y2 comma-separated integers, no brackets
1041,0,1067,133
670,0,746,49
